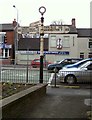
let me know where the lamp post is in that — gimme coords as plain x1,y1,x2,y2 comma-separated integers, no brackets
39,6,46,83
13,5,18,65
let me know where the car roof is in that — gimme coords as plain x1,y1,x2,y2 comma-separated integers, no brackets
79,61,92,68
60,61,92,71
59,58,82,63
63,58,82,60
64,58,92,68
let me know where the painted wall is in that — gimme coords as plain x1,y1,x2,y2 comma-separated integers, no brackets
17,34,91,64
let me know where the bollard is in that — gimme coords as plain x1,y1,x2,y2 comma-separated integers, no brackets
54,67,57,87
26,63,28,83
53,67,59,88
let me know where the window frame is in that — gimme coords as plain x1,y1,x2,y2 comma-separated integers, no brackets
88,39,92,49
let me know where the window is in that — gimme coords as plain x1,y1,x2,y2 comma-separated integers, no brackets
87,64,92,70
80,52,84,59
50,36,56,47
88,53,92,58
51,36,56,39
35,59,40,62
63,36,70,47
2,48,10,58
5,49,8,58
50,39,56,47
89,39,92,48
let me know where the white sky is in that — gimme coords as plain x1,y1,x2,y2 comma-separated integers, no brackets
0,0,91,28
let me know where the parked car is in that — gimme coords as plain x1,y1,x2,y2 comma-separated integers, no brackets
57,61,92,84
47,58,82,73
54,60,60,63
63,58,92,69
31,59,51,68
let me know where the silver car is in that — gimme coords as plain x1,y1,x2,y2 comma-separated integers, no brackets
57,61,92,84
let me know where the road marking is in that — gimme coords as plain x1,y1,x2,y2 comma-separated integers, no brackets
86,111,92,120
84,99,92,106
64,85,80,88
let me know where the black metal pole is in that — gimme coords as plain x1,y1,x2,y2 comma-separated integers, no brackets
39,18,44,83
40,55,43,83
39,6,46,83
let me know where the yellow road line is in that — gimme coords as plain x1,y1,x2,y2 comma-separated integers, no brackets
64,85,80,89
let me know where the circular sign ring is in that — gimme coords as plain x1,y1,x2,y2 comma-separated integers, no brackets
39,6,46,15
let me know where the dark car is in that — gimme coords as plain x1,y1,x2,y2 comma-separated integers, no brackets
47,58,82,73
31,59,51,68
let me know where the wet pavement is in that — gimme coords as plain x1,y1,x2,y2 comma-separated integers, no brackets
17,84,91,119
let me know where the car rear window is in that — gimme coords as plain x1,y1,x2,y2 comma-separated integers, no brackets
71,59,81,62
64,59,81,63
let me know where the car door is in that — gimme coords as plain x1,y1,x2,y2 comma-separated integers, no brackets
81,63,92,82
36,59,40,67
77,62,92,82
86,63,92,82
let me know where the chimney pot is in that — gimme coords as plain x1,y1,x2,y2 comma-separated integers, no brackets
12,19,17,27
71,18,76,27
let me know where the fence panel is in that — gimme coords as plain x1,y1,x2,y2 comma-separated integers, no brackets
1,66,51,84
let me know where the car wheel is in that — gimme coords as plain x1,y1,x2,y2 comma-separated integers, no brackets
65,75,76,84
33,65,37,68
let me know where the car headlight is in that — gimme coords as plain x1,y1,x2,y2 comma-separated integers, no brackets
59,69,63,73
59,70,66,76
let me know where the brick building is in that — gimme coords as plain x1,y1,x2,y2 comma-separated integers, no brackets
0,19,19,64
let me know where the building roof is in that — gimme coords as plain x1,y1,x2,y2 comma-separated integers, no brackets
1,22,92,38
77,28,92,37
18,38,48,51
49,24,77,34
0,24,14,32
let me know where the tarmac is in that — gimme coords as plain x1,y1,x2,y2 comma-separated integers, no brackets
15,84,91,119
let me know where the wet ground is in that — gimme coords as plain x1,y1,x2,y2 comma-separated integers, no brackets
9,83,91,119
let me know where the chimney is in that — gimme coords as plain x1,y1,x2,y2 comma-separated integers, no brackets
12,19,17,27
71,18,76,27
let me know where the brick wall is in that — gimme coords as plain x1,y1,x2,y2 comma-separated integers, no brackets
0,59,11,65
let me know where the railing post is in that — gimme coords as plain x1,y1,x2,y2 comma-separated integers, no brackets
26,49,29,83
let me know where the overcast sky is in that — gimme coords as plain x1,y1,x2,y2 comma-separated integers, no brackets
0,0,91,28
